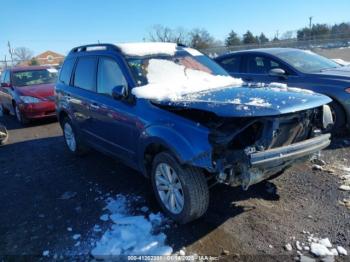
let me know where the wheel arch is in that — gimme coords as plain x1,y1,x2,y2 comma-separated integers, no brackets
57,109,70,127
138,126,214,177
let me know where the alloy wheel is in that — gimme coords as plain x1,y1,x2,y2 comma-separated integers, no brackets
64,123,77,152
15,106,22,122
155,163,184,214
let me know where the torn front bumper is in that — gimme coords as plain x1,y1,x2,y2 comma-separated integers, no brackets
221,133,331,190
249,133,331,170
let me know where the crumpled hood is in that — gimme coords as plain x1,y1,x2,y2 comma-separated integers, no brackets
15,83,55,99
153,86,332,117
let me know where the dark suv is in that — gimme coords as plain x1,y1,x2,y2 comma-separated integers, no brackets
56,43,332,224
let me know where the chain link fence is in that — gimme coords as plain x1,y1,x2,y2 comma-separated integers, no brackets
200,37,350,60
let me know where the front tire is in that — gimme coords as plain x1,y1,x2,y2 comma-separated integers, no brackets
62,117,88,155
14,104,29,125
151,152,209,224
329,101,346,133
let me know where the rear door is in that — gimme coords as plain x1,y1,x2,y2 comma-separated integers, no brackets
68,56,99,143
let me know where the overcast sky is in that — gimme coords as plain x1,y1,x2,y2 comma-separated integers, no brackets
1,0,349,58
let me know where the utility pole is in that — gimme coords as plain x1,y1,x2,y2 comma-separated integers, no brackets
7,41,13,65
309,16,313,29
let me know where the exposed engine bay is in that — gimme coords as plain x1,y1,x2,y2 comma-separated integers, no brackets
157,103,333,190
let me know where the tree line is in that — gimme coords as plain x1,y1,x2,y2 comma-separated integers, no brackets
148,22,350,49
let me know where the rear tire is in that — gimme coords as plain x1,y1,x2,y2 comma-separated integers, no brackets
61,117,88,156
151,152,209,224
0,104,9,116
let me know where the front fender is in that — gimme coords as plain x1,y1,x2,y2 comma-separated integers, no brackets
138,124,214,174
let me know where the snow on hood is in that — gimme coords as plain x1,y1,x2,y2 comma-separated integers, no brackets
116,42,178,57
332,58,350,66
249,82,315,95
131,59,243,100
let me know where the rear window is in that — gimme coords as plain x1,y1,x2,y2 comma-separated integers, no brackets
59,58,76,85
12,69,58,87
73,57,97,91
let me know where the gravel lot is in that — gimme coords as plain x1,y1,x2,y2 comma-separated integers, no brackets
0,115,349,261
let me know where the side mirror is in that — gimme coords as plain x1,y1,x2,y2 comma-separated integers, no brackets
1,83,12,88
269,68,287,78
112,85,128,100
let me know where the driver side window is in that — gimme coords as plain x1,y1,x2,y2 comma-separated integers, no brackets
97,57,127,96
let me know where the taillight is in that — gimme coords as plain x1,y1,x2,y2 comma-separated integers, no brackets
345,88,350,93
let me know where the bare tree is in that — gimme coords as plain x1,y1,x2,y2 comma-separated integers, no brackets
148,25,188,44
189,28,216,49
13,47,33,62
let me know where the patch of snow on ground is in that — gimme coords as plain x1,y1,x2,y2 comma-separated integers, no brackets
90,194,172,258
132,59,243,100
337,246,348,256
116,42,177,57
310,243,333,257
286,231,348,258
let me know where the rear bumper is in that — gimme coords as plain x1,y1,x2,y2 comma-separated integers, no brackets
19,101,56,119
250,134,331,169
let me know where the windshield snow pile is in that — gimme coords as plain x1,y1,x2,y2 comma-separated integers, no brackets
116,43,178,57
132,59,243,100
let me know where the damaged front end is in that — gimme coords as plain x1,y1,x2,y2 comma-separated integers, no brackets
209,105,332,190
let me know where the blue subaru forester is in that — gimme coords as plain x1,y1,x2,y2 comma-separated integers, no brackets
56,43,332,223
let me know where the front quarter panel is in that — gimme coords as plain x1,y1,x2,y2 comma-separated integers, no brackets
137,113,214,174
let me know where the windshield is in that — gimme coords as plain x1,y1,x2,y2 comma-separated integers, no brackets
12,69,58,87
126,50,230,86
275,50,341,73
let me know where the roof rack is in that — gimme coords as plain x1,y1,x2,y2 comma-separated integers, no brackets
177,43,188,48
68,43,120,54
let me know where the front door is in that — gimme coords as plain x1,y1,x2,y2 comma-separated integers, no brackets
241,54,290,85
87,56,138,164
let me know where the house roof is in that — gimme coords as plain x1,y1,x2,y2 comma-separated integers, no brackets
35,50,64,59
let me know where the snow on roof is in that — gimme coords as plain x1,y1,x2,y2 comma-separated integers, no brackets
115,42,178,57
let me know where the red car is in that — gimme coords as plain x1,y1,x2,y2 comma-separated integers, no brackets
0,66,58,124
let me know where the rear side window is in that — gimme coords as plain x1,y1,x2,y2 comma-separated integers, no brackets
4,71,10,84
0,71,6,83
74,57,97,92
219,56,241,73
97,57,127,96
59,58,75,85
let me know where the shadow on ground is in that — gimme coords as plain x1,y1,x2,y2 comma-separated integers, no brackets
0,132,280,256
